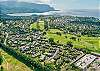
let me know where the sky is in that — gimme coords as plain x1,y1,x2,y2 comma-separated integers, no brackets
0,0,100,10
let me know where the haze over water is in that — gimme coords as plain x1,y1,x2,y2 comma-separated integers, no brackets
7,10,100,19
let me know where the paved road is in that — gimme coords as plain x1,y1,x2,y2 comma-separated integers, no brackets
48,48,59,60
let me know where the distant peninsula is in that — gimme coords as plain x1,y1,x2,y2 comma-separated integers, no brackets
0,1,55,14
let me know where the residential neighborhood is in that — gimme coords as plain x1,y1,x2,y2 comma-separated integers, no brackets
0,15,100,71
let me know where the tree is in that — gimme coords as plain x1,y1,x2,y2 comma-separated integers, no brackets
57,40,59,43
43,32,46,35
65,36,67,38
67,41,73,47
70,37,76,41
48,38,54,44
44,21,48,30
30,36,33,42
71,63,80,70
44,63,55,71
56,32,61,36
0,66,4,71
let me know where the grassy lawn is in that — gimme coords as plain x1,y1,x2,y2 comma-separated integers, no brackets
78,36,100,52
45,29,100,53
30,21,44,31
0,49,32,71
45,29,74,44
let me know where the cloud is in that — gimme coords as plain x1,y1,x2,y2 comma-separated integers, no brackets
0,0,17,1
36,0,53,4
0,0,98,10
17,0,53,4
38,0,51,3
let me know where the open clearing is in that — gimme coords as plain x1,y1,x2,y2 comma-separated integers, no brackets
30,21,44,31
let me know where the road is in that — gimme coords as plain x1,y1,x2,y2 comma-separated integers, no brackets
4,32,8,45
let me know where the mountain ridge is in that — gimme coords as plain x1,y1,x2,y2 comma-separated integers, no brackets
0,1,55,14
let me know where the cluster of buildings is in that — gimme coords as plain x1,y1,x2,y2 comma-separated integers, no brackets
46,16,99,36
0,19,83,69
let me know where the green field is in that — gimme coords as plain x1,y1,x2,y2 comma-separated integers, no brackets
0,49,32,71
30,21,44,31
45,29,100,53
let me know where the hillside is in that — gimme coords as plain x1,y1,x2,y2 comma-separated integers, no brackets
0,1,55,14
0,49,32,71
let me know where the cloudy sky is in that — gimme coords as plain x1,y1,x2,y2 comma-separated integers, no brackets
0,0,99,10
